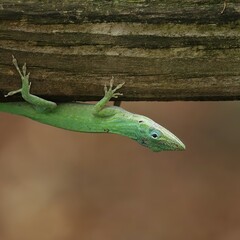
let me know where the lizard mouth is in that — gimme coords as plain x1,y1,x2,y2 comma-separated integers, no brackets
156,135,185,151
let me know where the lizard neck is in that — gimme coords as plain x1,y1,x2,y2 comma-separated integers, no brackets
102,111,140,141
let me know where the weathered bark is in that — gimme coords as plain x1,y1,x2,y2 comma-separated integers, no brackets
0,0,239,101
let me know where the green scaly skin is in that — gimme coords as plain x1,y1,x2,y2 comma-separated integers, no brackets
0,56,185,152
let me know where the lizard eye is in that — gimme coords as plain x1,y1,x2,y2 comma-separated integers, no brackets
151,133,158,139
150,130,161,139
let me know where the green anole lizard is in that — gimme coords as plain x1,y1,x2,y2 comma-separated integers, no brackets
0,56,185,152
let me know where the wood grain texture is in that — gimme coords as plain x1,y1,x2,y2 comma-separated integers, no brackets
0,0,240,101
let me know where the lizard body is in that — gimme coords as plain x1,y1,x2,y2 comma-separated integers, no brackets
0,57,185,152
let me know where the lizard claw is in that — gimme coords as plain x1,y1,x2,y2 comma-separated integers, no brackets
112,92,123,98
104,82,108,94
109,77,114,90
112,82,125,93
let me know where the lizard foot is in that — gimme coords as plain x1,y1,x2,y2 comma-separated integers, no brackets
5,56,31,97
104,77,125,99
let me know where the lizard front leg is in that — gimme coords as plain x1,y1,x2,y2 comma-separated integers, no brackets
5,56,57,113
93,77,124,117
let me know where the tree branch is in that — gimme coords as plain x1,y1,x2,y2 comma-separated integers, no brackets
0,1,240,101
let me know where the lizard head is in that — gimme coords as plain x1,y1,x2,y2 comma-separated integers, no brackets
135,116,185,152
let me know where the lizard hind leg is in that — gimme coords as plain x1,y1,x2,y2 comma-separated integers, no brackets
5,56,57,113
4,56,29,98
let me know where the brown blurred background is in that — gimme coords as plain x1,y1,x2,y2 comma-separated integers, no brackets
0,101,240,240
